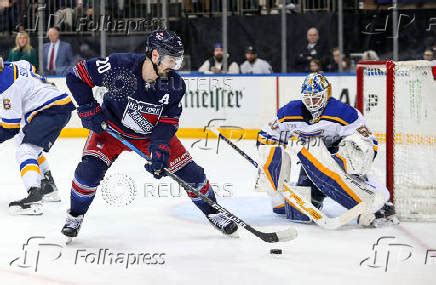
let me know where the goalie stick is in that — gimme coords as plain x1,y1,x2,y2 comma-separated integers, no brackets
103,124,297,243
208,127,367,230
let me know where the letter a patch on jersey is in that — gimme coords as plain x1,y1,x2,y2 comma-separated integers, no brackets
159,93,170,105
122,97,163,134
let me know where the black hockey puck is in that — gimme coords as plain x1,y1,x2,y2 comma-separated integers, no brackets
270,249,283,255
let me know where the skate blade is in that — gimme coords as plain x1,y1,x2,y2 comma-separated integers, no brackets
65,236,73,244
227,230,240,239
43,191,61,202
211,226,240,239
9,203,43,215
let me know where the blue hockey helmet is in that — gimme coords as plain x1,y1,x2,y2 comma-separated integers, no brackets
146,30,184,70
300,72,332,117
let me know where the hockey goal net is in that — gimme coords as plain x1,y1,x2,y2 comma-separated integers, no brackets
356,60,436,222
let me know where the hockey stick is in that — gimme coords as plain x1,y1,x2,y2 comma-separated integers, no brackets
282,183,367,230
208,127,367,230
103,124,297,243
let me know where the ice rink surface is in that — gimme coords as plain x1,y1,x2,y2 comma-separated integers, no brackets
0,137,435,285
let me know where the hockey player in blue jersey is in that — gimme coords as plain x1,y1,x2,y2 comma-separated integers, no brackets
0,57,75,215
61,30,238,240
256,73,398,228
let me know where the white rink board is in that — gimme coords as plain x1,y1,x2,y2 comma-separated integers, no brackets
48,74,357,130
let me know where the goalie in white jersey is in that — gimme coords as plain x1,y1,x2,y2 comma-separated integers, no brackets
0,58,75,215
256,72,398,228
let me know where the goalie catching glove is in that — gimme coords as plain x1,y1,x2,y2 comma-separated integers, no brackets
336,132,374,175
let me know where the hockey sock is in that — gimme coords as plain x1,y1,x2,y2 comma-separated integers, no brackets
37,152,50,175
70,156,108,216
17,144,44,190
175,161,219,216
70,175,97,216
190,181,219,216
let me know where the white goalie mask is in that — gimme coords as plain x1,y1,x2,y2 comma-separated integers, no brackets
302,90,328,113
300,73,332,119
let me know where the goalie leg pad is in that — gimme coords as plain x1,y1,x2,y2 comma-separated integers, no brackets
257,145,291,213
285,202,311,222
297,146,363,209
297,168,326,209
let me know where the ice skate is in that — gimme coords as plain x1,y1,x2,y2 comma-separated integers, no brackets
41,171,61,202
207,213,239,237
9,187,43,215
61,210,84,243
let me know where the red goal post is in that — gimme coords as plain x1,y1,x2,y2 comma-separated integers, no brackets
356,60,436,221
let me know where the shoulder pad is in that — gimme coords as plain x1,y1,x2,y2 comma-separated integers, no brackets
320,98,358,126
277,100,305,123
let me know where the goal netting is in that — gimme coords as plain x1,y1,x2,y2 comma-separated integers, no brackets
356,60,436,222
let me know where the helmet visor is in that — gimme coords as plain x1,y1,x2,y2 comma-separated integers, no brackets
160,54,183,70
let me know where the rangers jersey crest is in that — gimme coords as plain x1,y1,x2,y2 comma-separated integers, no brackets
122,97,163,134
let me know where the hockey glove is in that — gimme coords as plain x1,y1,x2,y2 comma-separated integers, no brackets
145,143,170,179
77,102,106,134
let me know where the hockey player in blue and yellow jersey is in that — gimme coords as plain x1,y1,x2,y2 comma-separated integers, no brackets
61,30,238,240
0,58,75,215
256,73,398,228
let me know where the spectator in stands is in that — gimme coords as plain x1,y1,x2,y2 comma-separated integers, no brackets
326,47,350,72
76,0,94,18
294,27,327,72
198,43,239,74
7,31,38,67
43,26,74,76
0,0,17,34
240,46,272,74
423,49,433,61
309,59,322,73
362,50,379,61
